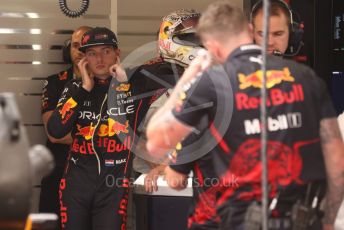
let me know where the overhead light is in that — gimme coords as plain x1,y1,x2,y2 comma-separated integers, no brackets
25,13,39,18
0,12,24,18
32,61,41,65
30,29,41,34
32,44,41,50
0,28,16,34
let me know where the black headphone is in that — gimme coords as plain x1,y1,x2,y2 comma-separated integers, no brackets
62,38,72,64
250,0,304,55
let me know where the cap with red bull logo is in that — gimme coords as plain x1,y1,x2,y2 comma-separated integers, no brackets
79,27,118,53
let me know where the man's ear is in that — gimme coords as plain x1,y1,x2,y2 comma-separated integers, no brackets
249,23,254,34
248,23,255,40
115,48,121,57
205,39,223,62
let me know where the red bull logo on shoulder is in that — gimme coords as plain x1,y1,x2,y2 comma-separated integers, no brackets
238,67,295,89
59,98,77,119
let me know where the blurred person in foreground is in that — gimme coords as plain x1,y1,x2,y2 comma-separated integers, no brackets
146,1,344,229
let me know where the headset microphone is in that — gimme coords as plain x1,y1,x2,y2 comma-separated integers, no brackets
272,50,283,57
251,0,304,57
272,41,304,57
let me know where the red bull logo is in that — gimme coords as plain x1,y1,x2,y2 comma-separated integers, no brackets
75,123,96,140
236,84,304,111
108,118,129,136
82,35,90,45
238,68,295,89
72,136,131,154
98,118,129,137
59,98,77,119
76,119,129,140
115,83,131,92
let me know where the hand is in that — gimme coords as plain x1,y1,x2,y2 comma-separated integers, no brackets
164,166,188,190
109,57,128,82
78,57,94,92
144,165,166,193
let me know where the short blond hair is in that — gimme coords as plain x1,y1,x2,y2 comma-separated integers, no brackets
197,1,248,40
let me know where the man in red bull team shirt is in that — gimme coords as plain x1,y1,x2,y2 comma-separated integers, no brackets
251,0,304,57
40,26,91,228
47,27,184,230
146,1,344,229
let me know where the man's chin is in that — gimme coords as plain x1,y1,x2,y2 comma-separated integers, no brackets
94,71,110,78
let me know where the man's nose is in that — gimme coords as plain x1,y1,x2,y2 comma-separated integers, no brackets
268,34,274,45
95,53,104,61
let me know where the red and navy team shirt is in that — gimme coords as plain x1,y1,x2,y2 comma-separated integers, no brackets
172,44,337,221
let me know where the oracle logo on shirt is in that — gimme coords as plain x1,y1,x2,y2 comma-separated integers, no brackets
78,104,135,120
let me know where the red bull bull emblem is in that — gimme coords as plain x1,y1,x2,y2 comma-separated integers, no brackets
76,119,129,140
75,123,96,140
238,68,295,89
82,35,90,45
98,118,129,137
59,98,77,119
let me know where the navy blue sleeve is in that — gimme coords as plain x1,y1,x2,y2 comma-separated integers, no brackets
47,80,89,138
41,74,59,114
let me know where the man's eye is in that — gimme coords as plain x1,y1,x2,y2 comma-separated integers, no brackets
274,32,284,36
